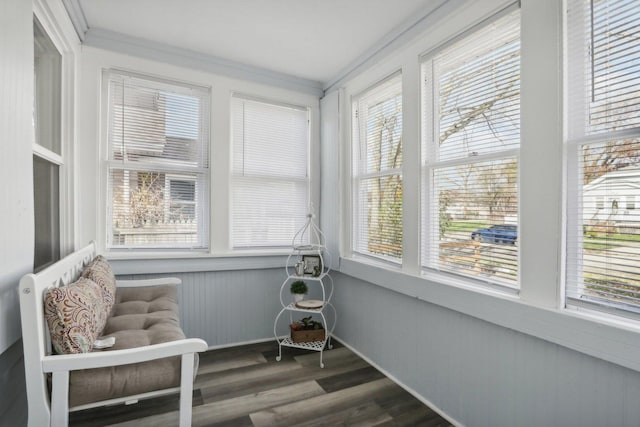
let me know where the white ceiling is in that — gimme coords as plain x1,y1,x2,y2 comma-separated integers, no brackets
76,0,439,86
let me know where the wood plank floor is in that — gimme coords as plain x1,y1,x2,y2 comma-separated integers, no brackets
69,340,453,426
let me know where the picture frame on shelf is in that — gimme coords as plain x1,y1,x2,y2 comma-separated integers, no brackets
302,255,322,277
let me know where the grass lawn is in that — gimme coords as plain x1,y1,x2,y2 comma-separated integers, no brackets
446,221,489,233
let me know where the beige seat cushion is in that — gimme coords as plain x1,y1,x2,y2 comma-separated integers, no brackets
67,284,195,407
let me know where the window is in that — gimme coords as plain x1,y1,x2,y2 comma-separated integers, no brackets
566,0,640,317
167,176,196,220
352,73,403,262
104,70,210,249
421,9,520,289
231,94,310,249
627,196,636,211
33,16,62,270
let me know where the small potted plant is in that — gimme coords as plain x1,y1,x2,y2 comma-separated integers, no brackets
290,316,325,343
290,279,308,303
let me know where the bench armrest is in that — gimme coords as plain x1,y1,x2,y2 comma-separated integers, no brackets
116,277,182,288
42,338,207,372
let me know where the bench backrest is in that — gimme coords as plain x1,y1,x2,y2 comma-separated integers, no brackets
19,241,97,424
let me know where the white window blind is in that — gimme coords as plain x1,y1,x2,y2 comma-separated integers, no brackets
352,72,403,262
566,0,640,318
422,9,520,289
105,70,210,249
231,95,309,249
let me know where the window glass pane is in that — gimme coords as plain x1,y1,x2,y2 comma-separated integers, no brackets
109,77,209,167
106,71,210,249
568,139,640,311
232,178,308,248
356,175,403,259
109,170,204,246
361,92,402,174
232,98,308,180
33,17,61,154
33,155,60,270
435,12,520,162
589,0,640,133
430,158,518,286
231,96,309,249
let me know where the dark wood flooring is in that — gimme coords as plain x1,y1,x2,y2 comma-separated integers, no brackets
69,340,453,426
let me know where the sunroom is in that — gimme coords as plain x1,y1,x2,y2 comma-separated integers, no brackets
2,0,640,426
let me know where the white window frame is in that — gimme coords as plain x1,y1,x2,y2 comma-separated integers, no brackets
102,69,211,251
32,1,76,268
565,0,640,320
420,6,521,292
351,71,404,265
230,93,311,250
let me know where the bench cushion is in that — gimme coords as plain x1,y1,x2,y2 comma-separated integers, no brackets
68,284,190,407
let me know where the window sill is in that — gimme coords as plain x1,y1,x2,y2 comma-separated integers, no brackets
107,250,291,275
338,257,640,373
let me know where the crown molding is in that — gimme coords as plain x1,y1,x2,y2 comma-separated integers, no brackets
60,0,322,96
323,0,464,93
60,0,88,41
83,28,324,97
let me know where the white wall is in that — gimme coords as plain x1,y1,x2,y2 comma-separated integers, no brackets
0,0,78,422
117,268,290,347
322,0,640,424
331,272,640,427
0,0,35,355
76,46,320,255
0,1,34,422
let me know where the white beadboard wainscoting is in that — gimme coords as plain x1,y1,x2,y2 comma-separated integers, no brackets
330,271,640,427
117,268,332,349
117,269,285,347
117,266,640,426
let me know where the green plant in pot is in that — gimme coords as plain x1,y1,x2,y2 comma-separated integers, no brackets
290,279,308,303
290,316,323,331
290,315,325,343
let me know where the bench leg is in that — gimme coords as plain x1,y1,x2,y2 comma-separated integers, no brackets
50,371,70,427
179,353,195,427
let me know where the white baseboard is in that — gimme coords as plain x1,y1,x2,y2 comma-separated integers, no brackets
205,336,277,351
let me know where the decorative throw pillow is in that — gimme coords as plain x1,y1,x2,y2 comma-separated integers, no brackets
81,255,116,331
44,278,103,354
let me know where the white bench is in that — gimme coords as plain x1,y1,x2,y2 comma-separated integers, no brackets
19,241,207,427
